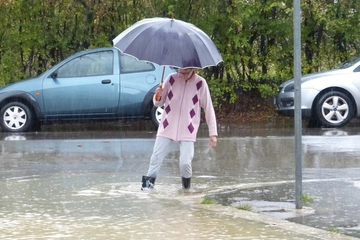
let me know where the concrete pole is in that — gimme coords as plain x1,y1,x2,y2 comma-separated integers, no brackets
293,0,302,209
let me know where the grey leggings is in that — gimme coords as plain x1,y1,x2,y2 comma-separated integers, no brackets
146,136,194,178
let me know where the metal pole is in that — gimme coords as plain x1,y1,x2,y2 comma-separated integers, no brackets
294,0,302,209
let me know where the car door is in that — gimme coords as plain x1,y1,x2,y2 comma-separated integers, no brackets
42,50,120,116
117,54,159,116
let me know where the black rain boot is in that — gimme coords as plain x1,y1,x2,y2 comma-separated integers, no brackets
182,177,191,189
141,176,156,190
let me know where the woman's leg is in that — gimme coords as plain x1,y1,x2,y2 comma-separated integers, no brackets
179,141,194,178
146,136,172,178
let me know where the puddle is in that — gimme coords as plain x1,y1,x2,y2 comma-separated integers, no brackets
210,181,360,238
1,131,360,239
0,178,322,240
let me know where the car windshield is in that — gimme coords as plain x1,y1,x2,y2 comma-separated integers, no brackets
339,56,360,69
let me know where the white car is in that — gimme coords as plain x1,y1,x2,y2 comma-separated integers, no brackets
274,56,360,128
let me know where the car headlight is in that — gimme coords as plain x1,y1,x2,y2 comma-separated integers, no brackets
284,83,294,92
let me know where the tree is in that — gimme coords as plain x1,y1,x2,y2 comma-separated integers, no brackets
0,0,359,109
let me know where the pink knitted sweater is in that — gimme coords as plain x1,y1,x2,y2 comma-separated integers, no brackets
153,72,218,142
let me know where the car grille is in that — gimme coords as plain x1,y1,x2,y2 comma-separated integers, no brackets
281,98,294,107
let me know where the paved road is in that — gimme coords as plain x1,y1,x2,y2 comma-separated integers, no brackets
0,121,359,239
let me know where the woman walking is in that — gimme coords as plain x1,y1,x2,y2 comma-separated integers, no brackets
142,68,217,190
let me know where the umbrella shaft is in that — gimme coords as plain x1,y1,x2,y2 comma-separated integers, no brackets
155,67,165,101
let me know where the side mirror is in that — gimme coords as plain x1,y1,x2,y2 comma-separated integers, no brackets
50,71,58,79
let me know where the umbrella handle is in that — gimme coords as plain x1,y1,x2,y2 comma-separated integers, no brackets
155,67,165,101
160,66,165,85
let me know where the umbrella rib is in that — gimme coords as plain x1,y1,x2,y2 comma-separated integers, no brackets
178,21,222,67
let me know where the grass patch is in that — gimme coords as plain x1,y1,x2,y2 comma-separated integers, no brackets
327,227,340,233
200,195,218,204
302,193,314,204
236,203,252,211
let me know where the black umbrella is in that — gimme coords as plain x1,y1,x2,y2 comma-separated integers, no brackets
112,17,223,69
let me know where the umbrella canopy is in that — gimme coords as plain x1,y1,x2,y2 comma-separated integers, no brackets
112,17,223,69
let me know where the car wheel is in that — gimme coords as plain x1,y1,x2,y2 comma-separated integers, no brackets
0,102,34,132
150,106,164,128
315,91,354,128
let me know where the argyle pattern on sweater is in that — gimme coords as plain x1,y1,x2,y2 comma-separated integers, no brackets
162,76,203,134
154,72,217,142
162,76,175,129
188,81,203,133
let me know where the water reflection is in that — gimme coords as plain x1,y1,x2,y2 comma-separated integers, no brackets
3,134,27,141
321,129,349,136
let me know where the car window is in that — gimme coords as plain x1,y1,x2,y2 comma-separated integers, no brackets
354,65,360,72
339,56,360,69
56,51,114,78
120,54,155,73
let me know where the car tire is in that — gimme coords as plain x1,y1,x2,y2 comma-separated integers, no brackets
0,102,34,132
150,106,164,128
315,91,354,128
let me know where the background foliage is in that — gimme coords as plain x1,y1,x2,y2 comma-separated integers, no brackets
1,0,359,110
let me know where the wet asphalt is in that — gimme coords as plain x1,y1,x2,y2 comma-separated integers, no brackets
0,119,360,239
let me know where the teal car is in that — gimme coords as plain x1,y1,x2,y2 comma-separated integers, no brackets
0,47,174,132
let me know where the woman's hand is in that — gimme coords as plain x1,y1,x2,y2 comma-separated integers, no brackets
155,87,163,101
210,136,217,148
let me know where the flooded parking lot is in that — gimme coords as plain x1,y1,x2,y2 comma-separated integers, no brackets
0,121,360,239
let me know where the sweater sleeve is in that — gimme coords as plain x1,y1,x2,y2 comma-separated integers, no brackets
200,79,218,137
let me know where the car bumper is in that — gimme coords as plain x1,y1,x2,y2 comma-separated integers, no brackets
274,89,318,119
